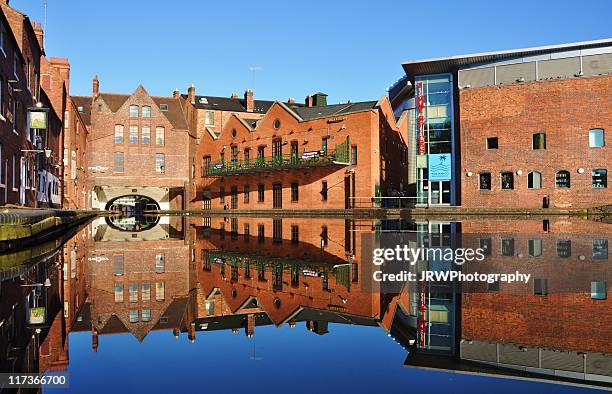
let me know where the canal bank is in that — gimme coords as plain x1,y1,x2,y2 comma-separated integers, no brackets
0,208,102,251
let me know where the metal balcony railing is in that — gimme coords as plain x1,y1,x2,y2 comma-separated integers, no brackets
205,136,351,176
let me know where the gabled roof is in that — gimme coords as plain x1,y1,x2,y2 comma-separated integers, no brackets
71,96,92,125
99,93,130,113
293,101,378,120
184,94,304,114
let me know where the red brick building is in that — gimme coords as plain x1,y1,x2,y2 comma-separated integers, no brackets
81,77,195,210
192,93,408,210
390,39,612,209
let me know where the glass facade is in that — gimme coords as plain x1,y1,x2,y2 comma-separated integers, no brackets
414,74,454,205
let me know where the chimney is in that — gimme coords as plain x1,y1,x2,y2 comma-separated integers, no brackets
231,91,238,99
188,322,196,343
305,95,314,107
244,89,254,112
245,313,255,337
187,83,196,104
49,57,70,94
92,328,99,352
33,22,43,50
92,75,99,100
172,88,179,99
287,97,295,104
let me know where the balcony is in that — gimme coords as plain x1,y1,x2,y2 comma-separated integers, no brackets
205,137,351,176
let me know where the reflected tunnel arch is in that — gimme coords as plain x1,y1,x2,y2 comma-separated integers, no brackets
105,194,160,232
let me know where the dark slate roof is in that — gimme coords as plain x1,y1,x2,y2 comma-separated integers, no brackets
99,93,130,113
101,314,129,335
293,101,378,120
152,298,189,330
185,94,304,114
71,96,92,125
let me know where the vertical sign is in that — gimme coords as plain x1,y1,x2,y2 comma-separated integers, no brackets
416,81,426,155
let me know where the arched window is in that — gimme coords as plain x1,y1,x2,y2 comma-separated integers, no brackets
556,170,570,188
527,171,542,189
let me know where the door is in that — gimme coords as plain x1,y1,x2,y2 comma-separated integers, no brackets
230,186,238,209
428,181,451,205
290,141,298,164
272,139,282,165
273,183,282,209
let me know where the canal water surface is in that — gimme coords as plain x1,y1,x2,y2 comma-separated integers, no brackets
1,215,610,393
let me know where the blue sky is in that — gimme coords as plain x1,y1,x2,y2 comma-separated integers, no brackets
13,0,612,103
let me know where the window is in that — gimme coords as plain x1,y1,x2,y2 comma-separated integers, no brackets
156,281,165,301
258,224,265,243
534,278,548,296
141,283,151,302
13,51,18,80
291,225,299,244
527,171,541,189
557,240,571,258
321,225,328,246
129,125,138,144
291,182,298,201
141,309,151,322
488,280,500,292
114,125,124,144
273,119,281,129
591,282,607,300
156,127,165,145
479,238,492,256
321,180,328,200
244,184,250,203
142,105,151,118
114,255,124,275
589,128,604,148
231,145,238,164
114,152,124,172
501,238,514,256
155,153,165,173
532,133,546,149
155,254,165,273
501,172,514,189
528,239,542,257
205,111,214,126
486,137,498,149
258,184,264,202
220,152,224,163
244,148,250,165
257,146,265,161
556,171,570,188
592,169,607,188
141,126,151,144
322,137,328,155
129,310,138,323
114,283,124,303
273,219,282,243
129,283,138,303
159,104,168,111
244,223,250,241
351,146,358,165
12,155,16,190
219,187,225,203
129,105,139,118
479,173,491,190
593,239,608,260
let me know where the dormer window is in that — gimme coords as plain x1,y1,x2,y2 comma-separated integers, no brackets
159,104,168,111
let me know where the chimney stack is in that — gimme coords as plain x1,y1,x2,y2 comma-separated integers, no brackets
287,97,295,104
305,95,313,107
231,91,238,99
187,83,196,104
92,328,99,352
33,22,43,50
92,75,99,100
172,88,179,99
245,89,254,112
245,313,255,337
49,57,70,93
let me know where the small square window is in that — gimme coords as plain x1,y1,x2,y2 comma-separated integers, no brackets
486,137,498,149
589,128,604,148
593,239,608,260
159,104,168,111
592,169,608,189
479,238,492,256
533,133,546,149
591,281,607,300
534,278,548,296
557,240,571,258
501,238,514,256
501,172,514,190
488,280,500,292
479,173,491,190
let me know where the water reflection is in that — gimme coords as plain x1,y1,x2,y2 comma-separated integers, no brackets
0,215,610,392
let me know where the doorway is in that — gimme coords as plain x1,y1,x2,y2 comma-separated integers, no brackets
273,183,282,209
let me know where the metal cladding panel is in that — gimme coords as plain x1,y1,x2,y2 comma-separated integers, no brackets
583,53,612,76
496,62,536,84
461,340,497,362
458,67,495,88
499,344,539,367
586,353,612,377
541,350,584,373
538,57,581,79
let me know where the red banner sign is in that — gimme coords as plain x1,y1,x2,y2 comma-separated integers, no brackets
417,81,426,155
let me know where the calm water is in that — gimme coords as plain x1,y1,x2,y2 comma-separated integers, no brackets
1,215,610,393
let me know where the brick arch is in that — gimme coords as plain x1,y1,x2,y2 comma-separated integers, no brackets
93,185,178,210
